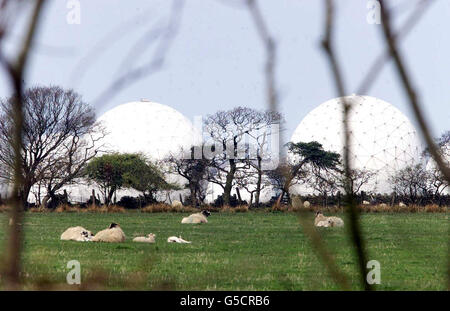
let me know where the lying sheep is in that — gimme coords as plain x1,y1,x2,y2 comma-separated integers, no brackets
60,226,94,242
133,233,156,243
92,223,126,243
399,202,406,207
171,200,183,208
303,201,311,208
314,211,344,228
316,220,331,227
181,210,211,224
362,200,370,205
167,236,191,244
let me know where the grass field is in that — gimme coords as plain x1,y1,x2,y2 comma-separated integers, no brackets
0,212,448,290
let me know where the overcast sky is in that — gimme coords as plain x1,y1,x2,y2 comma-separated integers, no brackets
1,0,449,141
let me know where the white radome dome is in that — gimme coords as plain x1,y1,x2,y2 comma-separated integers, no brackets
290,95,424,194
45,100,202,204
98,100,202,160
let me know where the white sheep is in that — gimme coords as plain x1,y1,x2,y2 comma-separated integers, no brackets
167,236,191,244
92,223,126,243
314,212,344,228
399,202,406,207
316,220,331,227
362,200,370,205
181,210,211,224
303,201,311,208
327,216,344,227
171,200,183,208
61,226,94,242
133,233,156,243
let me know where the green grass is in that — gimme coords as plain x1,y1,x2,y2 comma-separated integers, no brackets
0,212,447,290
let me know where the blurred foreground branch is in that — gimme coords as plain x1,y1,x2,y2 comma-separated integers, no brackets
321,0,372,291
378,0,450,290
0,0,46,289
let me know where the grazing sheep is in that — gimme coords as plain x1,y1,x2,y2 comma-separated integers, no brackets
61,226,94,242
92,223,126,243
133,233,156,243
171,200,182,208
314,212,344,228
181,210,211,224
167,236,191,244
303,201,311,208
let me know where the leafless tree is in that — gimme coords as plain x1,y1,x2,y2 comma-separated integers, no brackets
165,146,209,207
389,164,430,204
204,106,280,206
0,86,104,207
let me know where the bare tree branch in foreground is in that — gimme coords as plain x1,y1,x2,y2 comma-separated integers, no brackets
357,0,434,94
378,0,450,290
93,0,185,108
321,0,372,291
0,0,46,289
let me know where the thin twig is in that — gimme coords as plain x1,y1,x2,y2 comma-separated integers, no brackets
358,0,434,94
93,0,185,108
0,0,46,289
297,212,350,290
321,0,372,291
378,0,450,290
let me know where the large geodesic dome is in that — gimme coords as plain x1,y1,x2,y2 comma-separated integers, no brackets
98,100,202,160
290,95,424,194
53,100,203,204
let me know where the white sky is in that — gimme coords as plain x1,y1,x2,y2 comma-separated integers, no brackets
1,0,449,142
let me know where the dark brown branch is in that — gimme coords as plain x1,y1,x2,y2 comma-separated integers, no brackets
0,0,46,289
378,0,450,290
358,0,434,94
93,0,185,108
321,0,372,291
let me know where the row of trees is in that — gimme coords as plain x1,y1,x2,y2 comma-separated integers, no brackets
0,86,448,208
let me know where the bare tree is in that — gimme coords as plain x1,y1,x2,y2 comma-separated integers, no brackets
39,121,105,208
165,146,209,207
204,106,279,206
389,164,430,204
0,86,103,207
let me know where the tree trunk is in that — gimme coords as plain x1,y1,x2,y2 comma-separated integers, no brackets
236,187,242,205
223,160,236,206
189,184,197,207
41,194,50,208
255,157,262,207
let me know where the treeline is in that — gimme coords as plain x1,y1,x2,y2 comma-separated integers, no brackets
0,86,448,209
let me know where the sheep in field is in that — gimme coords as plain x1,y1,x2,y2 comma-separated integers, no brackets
181,210,211,224
327,216,344,227
314,211,344,228
92,223,126,243
133,233,156,243
167,236,191,244
362,200,370,205
303,201,311,208
171,200,182,208
316,220,331,227
60,226,94,242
